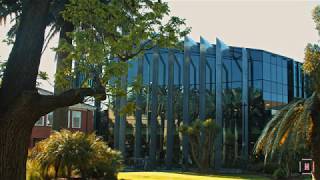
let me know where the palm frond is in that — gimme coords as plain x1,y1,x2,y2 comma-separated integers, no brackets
254,100,293,155
254,95,315,165
292,93,314,149
269,99,305,158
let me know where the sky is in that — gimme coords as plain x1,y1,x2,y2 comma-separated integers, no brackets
0,0,319,91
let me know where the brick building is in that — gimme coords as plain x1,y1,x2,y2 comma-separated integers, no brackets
29,89,96,147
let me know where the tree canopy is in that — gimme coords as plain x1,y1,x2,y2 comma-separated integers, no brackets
55,0,190,90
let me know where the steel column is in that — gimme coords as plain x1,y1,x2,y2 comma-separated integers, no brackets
149,48,159,168
119,74,128,156
241,48,249,161
114,96,120,150
215,38,229,169
199,37,211,121
183,37,196,167
134,56,144,159
166,50,175,168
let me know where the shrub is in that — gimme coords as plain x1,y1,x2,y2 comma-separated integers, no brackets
28,130,122,179
26,160,43,180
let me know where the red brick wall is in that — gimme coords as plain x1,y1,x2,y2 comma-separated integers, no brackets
29,110,94,148
29,126,52,147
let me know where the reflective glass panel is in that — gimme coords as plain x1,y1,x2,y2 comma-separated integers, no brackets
232,60,242,82
253,61,262,80
263,62,271,80
263,80,271,93
271,82,277,93
271,64,277,82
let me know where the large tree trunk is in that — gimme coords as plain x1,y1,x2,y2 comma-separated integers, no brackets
0,1,50,109
311,93,320,180
52,20,74,131
0,2,105,179
0,1,50,179
0,114,36,179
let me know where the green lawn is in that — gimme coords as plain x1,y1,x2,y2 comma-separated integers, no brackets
118,172,271,180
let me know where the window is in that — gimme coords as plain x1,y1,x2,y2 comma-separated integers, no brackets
46,112,53,126
283,95,288,103
205,59,215,85
72,111,82,128
263,62,271,80
263,92,272,101
159,53,168,85
35,116,45,126
174,54,183,85
282,58,288,68
232,60,241,82
277,94,283,103
282,67,288,84
263,52,271,64
253,61,262,80
68,110,70,128
283,85,288,96
231,82,241,89
190,55,199,85
248,61,252,81
143,54,151,84
250,50,262,61
270,55,277,65
271,93,277,103
263,80,271,93
271,64,277,82
127,59,138,83
222,60,231,82
253,80,262,90
276,56,283,67
276,66,283,83
271,82,277,93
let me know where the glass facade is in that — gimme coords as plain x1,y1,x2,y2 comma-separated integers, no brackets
105,37,307,168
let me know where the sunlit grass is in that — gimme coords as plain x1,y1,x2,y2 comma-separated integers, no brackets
118,172,271,180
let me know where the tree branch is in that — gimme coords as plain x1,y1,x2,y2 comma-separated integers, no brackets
38,87,106,114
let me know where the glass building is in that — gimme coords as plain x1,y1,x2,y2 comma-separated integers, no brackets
111,37,307,169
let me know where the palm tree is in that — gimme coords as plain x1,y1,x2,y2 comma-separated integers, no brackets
222,87,266,167
221,88,242,165
158,86,168,161
254,43,320,179
179,119,220,172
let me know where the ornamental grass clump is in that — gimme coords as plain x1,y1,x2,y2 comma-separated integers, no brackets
27,130,122,180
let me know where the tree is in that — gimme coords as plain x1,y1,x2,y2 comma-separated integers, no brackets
0,0,189,179
222,88,241,166
0,2,100,179
59,0,189,159
254,6,320,179
179,119,220,172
